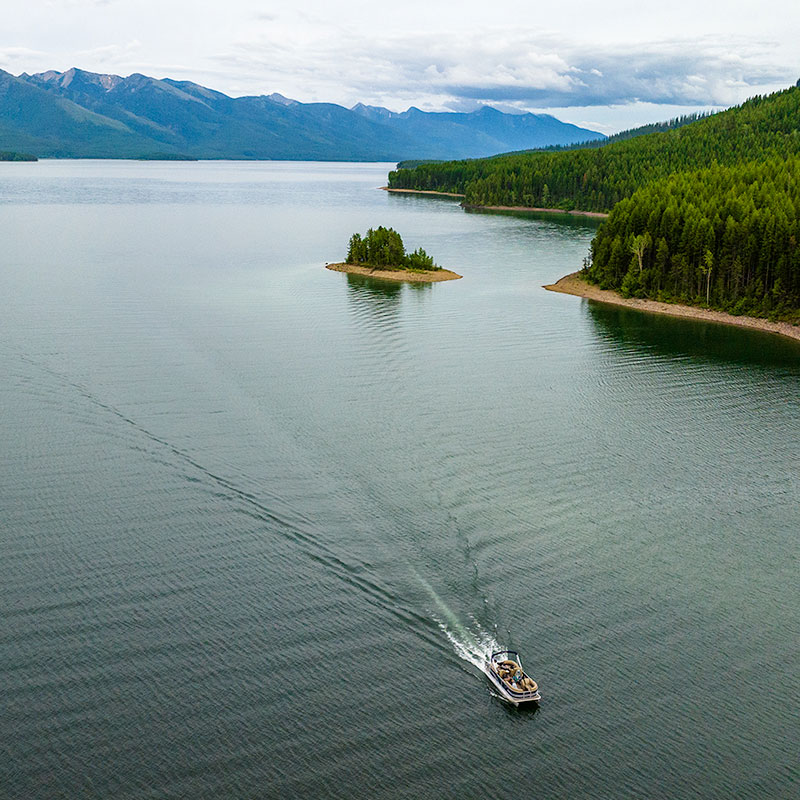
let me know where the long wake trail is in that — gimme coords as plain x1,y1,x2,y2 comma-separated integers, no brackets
14,351,447,651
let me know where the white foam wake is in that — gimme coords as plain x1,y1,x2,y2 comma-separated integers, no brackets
413,569,499,672
437,618,500,673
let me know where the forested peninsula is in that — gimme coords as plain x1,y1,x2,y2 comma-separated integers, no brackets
389,85,800,324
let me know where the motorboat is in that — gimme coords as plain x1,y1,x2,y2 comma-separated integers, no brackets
484,650,541,705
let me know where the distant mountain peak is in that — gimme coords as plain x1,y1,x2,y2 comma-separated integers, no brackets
266,92,298,106
32,67,123,92
351,103,394,122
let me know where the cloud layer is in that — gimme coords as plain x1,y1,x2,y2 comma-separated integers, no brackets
214,27,792,111
3,2,798,131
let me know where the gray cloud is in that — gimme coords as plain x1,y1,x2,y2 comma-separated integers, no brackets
215,28,794,111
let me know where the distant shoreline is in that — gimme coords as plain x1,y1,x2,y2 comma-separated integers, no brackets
326,262,462,283
381,187,609,218
544,272,800,342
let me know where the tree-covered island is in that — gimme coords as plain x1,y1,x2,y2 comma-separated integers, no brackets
0,151,37,161
326,226,462,282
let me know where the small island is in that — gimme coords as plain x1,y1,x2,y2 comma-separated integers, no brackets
0,151,37,162
326,226,462,283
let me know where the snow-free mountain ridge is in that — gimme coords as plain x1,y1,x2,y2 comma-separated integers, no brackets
0,67,604,160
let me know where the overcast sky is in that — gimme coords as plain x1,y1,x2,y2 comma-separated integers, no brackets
2,0,798,132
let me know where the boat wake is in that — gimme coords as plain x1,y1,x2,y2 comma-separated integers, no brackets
413,569,499,674
438,619,500,674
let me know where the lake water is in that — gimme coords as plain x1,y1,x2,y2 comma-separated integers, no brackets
1,160,798,799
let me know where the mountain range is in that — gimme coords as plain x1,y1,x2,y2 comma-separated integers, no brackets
0,67,603,161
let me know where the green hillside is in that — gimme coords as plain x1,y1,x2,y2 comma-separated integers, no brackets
388,87,800,213
492,111,712,158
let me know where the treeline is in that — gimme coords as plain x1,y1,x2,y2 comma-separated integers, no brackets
389,87,800,213
503,111,711,156
346,226,438,270
586,157,800,322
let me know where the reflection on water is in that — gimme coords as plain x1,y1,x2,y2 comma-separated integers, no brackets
386,191,463,206
585,302,800,369
345,271,404,298
344,272,404,339
464,205,603,232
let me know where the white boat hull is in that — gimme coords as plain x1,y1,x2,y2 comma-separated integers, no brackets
483,662,541,705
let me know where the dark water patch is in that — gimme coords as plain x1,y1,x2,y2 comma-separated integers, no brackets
586,301,800,368
463,204,604,232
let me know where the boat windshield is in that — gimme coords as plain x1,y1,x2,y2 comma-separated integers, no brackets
493,650,522,667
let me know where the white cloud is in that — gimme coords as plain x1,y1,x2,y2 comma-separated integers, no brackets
75,39,141,65
0,46,49,63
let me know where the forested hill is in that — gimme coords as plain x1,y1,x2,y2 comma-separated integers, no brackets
497,111,711,157
388,87,800,212
393,113,709,172
587,157,800,322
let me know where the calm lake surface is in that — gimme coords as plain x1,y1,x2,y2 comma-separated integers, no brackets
2,161,798,799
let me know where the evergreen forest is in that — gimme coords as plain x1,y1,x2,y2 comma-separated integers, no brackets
587,157,800,321
388,85,800,321
0,151,37,161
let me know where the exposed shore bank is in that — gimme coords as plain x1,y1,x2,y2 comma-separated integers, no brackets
464,204,608,219
382,187,465,198
381,187,608,218
544,272,800,342
326,262,462,283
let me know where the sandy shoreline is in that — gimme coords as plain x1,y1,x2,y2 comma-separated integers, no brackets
544,272,800,342
326,262,462,283
464,204,609,219
382,187,465,198
381,187,608,218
